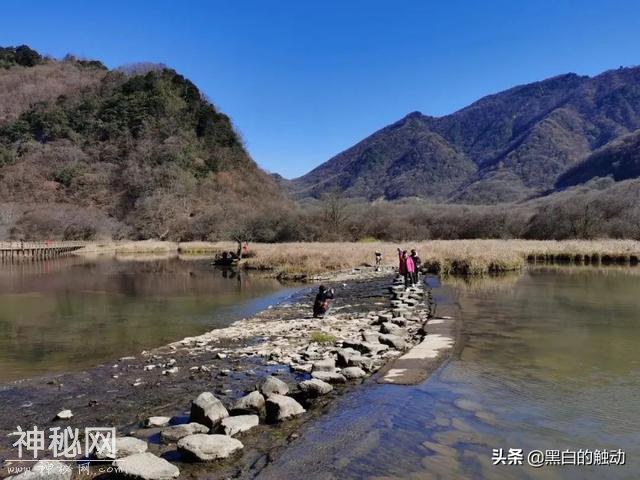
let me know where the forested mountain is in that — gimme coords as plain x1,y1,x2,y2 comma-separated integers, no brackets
290,66,640,203
0,46,285,240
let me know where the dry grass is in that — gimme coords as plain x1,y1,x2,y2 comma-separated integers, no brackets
74,239,640,276
241,240,640,277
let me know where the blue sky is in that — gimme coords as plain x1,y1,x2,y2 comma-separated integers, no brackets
2,1,639,178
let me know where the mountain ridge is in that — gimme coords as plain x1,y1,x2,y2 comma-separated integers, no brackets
289,66,640,203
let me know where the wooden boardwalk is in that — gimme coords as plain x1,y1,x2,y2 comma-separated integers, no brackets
0,241,85,260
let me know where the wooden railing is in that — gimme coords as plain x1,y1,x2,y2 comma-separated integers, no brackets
0,241,86,259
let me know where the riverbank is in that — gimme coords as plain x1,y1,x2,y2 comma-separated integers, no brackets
74,239,640,277
0,267,457,479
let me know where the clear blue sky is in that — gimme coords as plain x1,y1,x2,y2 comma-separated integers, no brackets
2,0,639,178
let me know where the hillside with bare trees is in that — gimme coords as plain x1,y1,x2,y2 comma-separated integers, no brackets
0,46,287,240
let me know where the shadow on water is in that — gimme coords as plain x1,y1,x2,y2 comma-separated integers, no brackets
256,267,640,480
0,256,300,382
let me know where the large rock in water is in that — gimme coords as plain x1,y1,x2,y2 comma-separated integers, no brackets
231,390,265,415
113,452,179,480
219,415,259,436
259,376,289,397
95,436,148,459
265,394,306,423
8,460,72,480
299,378,333,398
190,392,229,428
177,434,243,461
160,422,209,443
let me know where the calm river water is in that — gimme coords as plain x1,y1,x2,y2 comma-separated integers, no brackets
0,256,295,382
257,267,640,480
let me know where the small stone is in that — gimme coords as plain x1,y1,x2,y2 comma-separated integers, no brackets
231,391,265,415
162,367,179,375
113,452,179,480
299,378,333,398
311,371,347,384
143,365,156,371
160,423,209,443
361,332,381,343
55,409,73,420
379,334,407,350
265,394,306,423
311,358,335,373
336,348,359,367
190,392,229,428
219,415,259,436
145,416,172,428
95,436,148,459
217,352,228,359
380,322,404,335
177,434,243,461
348,355,374,371
259,375,289,397
342,367,367,380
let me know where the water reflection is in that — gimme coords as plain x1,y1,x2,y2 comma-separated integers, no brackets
0,256,292,382
257,268,640,480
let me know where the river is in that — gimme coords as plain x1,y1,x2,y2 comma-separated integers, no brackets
0,256,295,382
256,267,640,479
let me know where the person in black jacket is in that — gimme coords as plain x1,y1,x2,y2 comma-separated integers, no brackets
410,249,421,285
313,285,335,318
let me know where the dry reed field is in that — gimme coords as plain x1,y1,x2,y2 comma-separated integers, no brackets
237,240,640,276
75,239,640,276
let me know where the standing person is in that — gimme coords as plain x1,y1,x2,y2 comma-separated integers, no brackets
375,251,383,271
397,248,415,288
410,249,421,285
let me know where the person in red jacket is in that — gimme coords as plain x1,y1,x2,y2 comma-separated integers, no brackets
398,248,415,288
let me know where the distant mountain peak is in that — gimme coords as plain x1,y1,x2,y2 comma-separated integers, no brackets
289,65,640,204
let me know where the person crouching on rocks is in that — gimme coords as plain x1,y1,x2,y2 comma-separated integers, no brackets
398,248,415,288
313,285,335,318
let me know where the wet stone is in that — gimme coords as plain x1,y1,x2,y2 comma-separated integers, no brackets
260,375,289,397
177,434,244,461
265,394,306,423
219,414,259,436
160,422,209,443
299,378,333,398
190,392,229,428
231,391,265,415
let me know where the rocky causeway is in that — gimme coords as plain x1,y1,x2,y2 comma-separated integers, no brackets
0,267,457,479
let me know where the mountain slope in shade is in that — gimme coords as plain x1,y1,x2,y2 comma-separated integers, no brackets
556,129,640,188
290,66,640,203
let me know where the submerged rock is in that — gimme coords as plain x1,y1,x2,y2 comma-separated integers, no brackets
190,392,229,428
219,414,259,436
160,422,209,443
299,378,333,398
265,394,306,423
231,390,266,415
178,434,243,461
113,452,179,480
260,375,289,397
